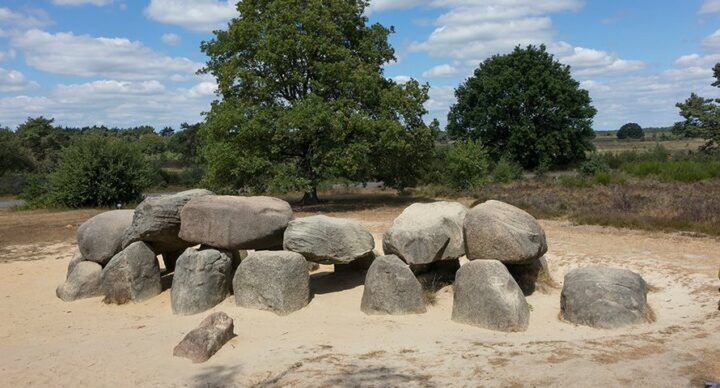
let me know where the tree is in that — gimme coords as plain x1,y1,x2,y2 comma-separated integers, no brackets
199,0,436,201
170,122,201,164
160,126,175,137
15,116,72,171
447,45,597,169
617,123,644,140
675,64,720,151
46,135,156,208
0,127,35,175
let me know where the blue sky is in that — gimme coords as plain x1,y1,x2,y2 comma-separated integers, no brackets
0,0,719,131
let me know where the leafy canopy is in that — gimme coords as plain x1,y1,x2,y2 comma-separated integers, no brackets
675,63,720,151
447,45,597,169
617,123,644,140
200,0,436,198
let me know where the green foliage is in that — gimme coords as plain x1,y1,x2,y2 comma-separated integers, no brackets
200,0,436,198
170,122,202,164
675,63,720,151
492,157,524,183
579,154,609,176
447,45,597,169
15,117,73,172
444,140,490,190
622,160,720,182
0,128,35,175
617,123,644,140
43,135,156,208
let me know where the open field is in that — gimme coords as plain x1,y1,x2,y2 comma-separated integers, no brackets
0,195,718,387
592,137,706,153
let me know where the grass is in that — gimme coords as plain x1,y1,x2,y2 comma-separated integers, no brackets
592,137,706,154
622,160,720,182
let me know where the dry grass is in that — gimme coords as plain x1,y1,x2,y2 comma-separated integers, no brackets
593,138,706,154
462,178,720,236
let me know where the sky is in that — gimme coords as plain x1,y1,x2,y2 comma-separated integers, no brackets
0,0,719,131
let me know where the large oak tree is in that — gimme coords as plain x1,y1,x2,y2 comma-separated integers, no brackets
447,45,597,169
200,0,436,201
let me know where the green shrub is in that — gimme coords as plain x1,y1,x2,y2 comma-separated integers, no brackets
492,157,524,183
43,135,157,207
444,140,490,190
579,154,609,176
622,160,720,182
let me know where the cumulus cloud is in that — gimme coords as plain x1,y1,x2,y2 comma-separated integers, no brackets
422,64,459,78
0,7,52,36
161,32,181,45
11,29,201,80
52,0,114,6
144,0,237,32
551,43,645,76
0,68,39,93
391,75,413,84
0,79,216,128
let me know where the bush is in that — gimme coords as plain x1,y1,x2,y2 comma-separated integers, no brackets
622,160,720,182
43,135,157,207
579,154,609,176
492,157,524,183
444,140,490,190
617,123,644,139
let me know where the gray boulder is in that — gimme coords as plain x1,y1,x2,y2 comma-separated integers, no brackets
122,189,213,253
452,260,529,332
383,202,467,266
77,210,134,266
173,312,235,363
179,196,293,250
464,200,547,264
283,215,375,265
561,266,648,329
56,261,103,302
66,248,85,279
361,255,426,315
171,247,233,315
233,251,309,315
506,256,556,296
101,242,162,304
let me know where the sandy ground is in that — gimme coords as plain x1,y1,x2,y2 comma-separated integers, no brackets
0,204,719,387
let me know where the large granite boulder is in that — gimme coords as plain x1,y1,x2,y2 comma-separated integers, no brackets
77,210,134,266
56,261,103,302
464,200,547,264
561,266,648,329
179,196,293,250
382,202,468,266
171,247,234,315
506,256,556,296
122,189,213,253
174,312,235,363
233,251,309,315
283,215,375,265
452,260,529,332
361,255,426,315
101,242,162,304
66,248,85,279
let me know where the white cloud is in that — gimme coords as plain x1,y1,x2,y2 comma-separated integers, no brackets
703,29,720,49
0,79,216,128
161,32,181,45
422,64,459,78
0,7,52,36
52,0,114,6
392,75,412,84
11,29,201,80
675,53,720,68
144,0,237,32
0,68,39,93
700,0,720,14
0,49,16,62
551,43,645,76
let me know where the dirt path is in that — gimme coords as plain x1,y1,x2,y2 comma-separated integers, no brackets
0,207,718,387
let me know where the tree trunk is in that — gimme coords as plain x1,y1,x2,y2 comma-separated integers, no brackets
300,186,319,205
